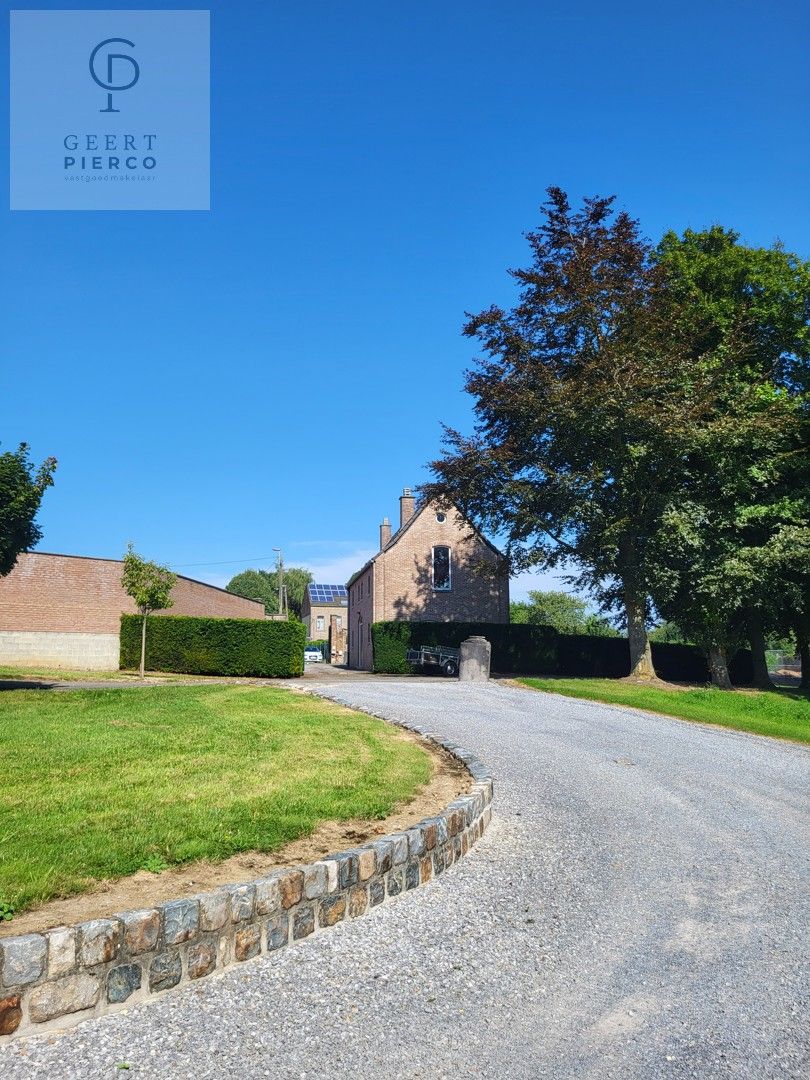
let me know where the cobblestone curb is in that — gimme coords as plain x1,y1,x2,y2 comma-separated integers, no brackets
0,716,492,1042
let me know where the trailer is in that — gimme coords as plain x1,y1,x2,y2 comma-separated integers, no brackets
406,644,460,677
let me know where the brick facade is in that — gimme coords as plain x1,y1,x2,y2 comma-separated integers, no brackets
300,600,347,641
347,491,509,670
0,553,264,669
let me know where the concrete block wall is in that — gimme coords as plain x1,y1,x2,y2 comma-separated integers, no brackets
0,632,119,671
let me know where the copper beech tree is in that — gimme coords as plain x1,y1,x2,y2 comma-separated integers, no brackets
423,188,741,680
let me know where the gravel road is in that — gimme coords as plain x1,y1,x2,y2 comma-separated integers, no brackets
2,680,807,1079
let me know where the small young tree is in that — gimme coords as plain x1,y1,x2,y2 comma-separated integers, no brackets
121,543,177,677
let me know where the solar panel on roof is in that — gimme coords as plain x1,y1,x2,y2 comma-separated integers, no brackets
307,583,348,603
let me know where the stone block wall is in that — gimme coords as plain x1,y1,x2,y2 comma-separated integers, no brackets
0,726,493,1042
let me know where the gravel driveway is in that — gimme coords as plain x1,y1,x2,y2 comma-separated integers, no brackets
2,680,807,1079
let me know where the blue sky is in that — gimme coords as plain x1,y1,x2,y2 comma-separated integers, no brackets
2,0,808,599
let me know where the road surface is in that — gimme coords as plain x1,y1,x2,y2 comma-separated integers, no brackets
2,679,807,1078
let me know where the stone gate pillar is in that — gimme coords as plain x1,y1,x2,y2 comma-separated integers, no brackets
459,636,491,681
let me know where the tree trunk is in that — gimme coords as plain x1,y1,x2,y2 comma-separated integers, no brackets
625,590,656,680
140,613,147,679
744,607,773,689
707,644,732,689
795,619,810,690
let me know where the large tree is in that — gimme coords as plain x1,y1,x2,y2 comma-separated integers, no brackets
0,443,57,576
226,566,313,619
510,589,618,636
424,189,724,679
654,227,810,687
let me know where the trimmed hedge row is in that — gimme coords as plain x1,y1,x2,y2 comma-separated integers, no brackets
371,621,753,685
372,621,557,676
120,614,306,677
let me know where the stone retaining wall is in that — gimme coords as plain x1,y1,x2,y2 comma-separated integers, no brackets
0,722,492,1042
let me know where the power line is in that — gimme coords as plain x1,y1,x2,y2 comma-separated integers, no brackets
170,555,280,568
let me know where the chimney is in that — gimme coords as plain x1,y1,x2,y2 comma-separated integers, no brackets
399,487,415,528
379,516,391,549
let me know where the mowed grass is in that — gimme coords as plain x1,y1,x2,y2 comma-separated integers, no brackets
518,678,810,744
0,685,431,913
0,665,185,682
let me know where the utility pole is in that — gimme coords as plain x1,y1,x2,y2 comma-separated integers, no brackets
273,547,287,618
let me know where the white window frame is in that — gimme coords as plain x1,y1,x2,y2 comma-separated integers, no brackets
316,615,324,632
432,545,452,591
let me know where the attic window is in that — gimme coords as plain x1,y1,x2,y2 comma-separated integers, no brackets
436,512,446,523
432,545,451,591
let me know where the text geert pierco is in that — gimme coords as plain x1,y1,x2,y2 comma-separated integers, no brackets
64,134,157,181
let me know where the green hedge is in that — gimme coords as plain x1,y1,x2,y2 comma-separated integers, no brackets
371,620,753,685
371,622,557,676
120,615,306,677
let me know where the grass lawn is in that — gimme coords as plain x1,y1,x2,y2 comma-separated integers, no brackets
518,678,810,744
0,665,184,682
0,685,431,914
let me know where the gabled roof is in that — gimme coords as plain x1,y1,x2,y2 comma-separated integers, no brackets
346,502,505,588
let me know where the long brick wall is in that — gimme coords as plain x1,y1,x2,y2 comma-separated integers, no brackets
0,553,264,669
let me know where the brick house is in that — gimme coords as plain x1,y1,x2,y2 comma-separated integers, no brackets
0,552,265,670
347,488,509,670
300,583,348,641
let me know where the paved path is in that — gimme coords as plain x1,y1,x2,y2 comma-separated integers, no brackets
2,681,807,1079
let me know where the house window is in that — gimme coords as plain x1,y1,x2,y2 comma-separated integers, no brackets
432,545,451,591
316,615,324,632
336,616,342,629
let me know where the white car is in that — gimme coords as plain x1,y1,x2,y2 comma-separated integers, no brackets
304,646,323,663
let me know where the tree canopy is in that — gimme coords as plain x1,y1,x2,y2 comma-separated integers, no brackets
651,227,810,686
510,590,618,637
226,566,313,619
424,189,810,688
0,443,56,576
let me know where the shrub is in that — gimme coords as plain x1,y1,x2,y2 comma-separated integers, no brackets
371,620,752,685
120,615,306,677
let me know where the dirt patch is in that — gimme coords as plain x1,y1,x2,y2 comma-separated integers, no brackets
2,732,470,938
